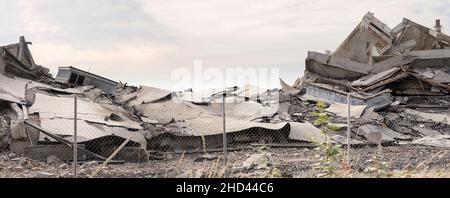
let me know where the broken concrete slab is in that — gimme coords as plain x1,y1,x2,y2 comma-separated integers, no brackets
412,67,435,79
359,107,384,122
0,91,22,105
360,72,409,92
169,114,284,136
407,72,450,93
411,127,442,137
38,118,147,149
134,100,207,124
280,78,300,95
358,125,413,142
325,103,366,118
288,122,324,143
432,69,450,83
0,73,82,105
357,125,391,144
17,76,83,95
173,88,219,104
403,109,450,124
351,68,401,87
329,134,368,146
231,84,271,100
175,85,276,107
8,103,26,140
30,93,142,129
412,135,450,148
392,18,442,51
372,55,413,74
409,49,450,68
333,12,393,64
409,49,450,60
201,100,278,121
0,73,31,103
389,39,417,55
306,51,372,80
116,85,172,106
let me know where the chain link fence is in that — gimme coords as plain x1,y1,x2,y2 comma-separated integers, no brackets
350,101,450,174
3,92,450,178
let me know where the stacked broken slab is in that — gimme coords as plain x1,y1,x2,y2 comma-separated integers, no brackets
114,84,327,153
289,12,450,148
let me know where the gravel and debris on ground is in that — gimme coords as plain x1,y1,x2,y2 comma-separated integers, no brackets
1,145,449,178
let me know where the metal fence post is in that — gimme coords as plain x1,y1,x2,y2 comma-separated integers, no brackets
74,96,78,178
222,93,227,167
346,93,351,165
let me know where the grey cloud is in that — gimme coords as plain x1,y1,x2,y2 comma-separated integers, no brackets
2,0,450,89
19,0,174,48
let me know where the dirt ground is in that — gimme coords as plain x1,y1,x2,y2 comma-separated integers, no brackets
1,145,450,178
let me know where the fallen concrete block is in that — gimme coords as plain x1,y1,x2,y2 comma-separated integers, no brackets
358,124,413,142
326,103,366,118
412,135,450,148
412,127,442,137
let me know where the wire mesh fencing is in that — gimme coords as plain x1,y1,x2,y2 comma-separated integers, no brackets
15,92,450,178
350,103,450,174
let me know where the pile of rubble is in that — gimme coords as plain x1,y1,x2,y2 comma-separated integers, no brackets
1,12,450,167
0,36,149,162
0,36,321,163
282,12,450,148
294,12,450,101
113,83,320,152
0,114,11,150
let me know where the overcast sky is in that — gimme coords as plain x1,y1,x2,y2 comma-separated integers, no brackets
1,0,449,90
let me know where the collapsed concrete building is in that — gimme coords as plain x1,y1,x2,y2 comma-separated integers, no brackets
0,36,320,163
1,12,450,165
284,12,450,148
293,12,450,106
